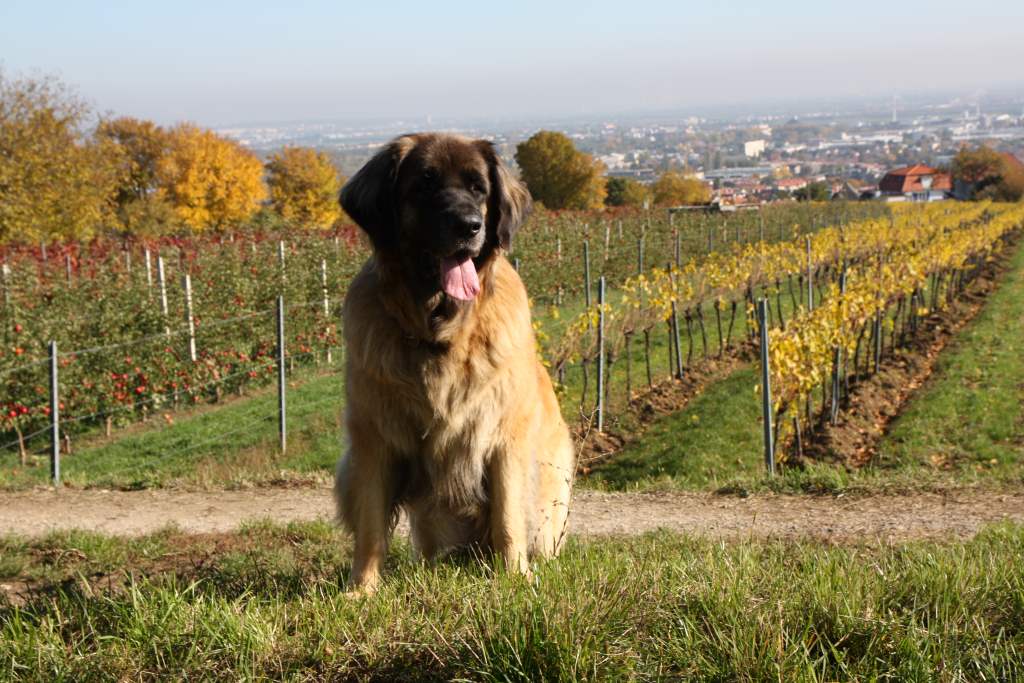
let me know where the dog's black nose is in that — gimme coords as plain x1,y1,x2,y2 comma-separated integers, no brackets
452,214,482,237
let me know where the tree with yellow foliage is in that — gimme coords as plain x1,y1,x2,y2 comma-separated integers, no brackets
651,170,711,207
156,124,265,232
515,131,606,210
95,116,176,235
265,146,343,228
0,73,120,244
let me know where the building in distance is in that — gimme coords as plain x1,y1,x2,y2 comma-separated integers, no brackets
878,164,951,202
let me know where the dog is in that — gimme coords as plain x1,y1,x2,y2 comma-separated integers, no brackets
334,133,574,593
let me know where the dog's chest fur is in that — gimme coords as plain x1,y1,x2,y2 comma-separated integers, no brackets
344,259,530,509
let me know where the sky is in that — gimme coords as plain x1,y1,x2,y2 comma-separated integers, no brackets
2,0,1023,127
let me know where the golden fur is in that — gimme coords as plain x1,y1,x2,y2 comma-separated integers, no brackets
335,134,574,593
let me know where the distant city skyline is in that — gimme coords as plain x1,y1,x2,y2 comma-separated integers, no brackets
3,0,1024,127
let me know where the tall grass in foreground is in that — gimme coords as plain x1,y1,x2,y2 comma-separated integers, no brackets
2,521,1022,680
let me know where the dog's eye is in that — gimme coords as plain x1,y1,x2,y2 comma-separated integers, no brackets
471,182,486,195
422,169,438,185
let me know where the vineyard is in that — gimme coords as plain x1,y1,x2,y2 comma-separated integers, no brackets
557,200,1023,466
2,199,1021,485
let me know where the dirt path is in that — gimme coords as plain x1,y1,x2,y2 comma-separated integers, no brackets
2,487,1022,543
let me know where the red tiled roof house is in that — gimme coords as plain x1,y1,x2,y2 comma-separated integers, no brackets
878,164,951,202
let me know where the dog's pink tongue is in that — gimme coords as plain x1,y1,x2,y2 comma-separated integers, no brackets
440,255,480,300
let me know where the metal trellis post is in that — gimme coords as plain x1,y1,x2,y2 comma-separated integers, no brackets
277,295,287,454
583,240,592,308
183,274,197,362
757,299,775,476
49,340,60,485
157,256,170,336
596,277,606,433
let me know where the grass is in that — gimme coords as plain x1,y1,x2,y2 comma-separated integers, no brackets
0,367,344,490
876,239,1024,486
2,520,1023,680
585,366,764,491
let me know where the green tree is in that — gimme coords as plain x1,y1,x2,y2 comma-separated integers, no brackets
95,116,175,234
605,177,650,208
96,117,169,205
265,146,343,227
794,182,831,202
651,170,710,207
515,131,606,210
0,73,120,244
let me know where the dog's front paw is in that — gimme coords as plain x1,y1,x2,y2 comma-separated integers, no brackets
344,573,380,597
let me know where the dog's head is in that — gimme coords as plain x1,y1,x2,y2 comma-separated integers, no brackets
340,133,531,301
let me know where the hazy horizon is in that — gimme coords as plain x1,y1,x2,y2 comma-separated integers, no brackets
3,0,1024,128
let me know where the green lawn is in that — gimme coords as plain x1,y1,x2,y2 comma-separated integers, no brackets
2,520,1022,680
585,366,764,491
0,368,344,490
875,239,1024,486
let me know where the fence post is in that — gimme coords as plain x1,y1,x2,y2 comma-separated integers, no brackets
604,222,611,260
831,268,847,424
49,340,60,486
157,256,170,337
674,229,681,267
277,295,287,454
65,254,73,285
1,263,9,308
759,211,765,242
637,237,644,274
514,257,520,273
321,259,332,364
596,276,606,433
278,240,286,289
583,241,592,308
556,237,562,264
805,236,814,310
873,311,882,372
671,301,683,379
757,299,775,476
144,249,153,290
183,274,197,362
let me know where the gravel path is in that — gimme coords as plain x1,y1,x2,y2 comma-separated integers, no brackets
2,487,1021,542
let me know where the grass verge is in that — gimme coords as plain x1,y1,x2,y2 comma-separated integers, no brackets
875,238,1024,485
2,521,1022,680
0,368,344,490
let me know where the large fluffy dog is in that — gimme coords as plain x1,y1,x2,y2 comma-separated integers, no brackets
335,133,574,593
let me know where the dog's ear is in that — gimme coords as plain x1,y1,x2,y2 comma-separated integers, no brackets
477,140,531,250
340,136,416,251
